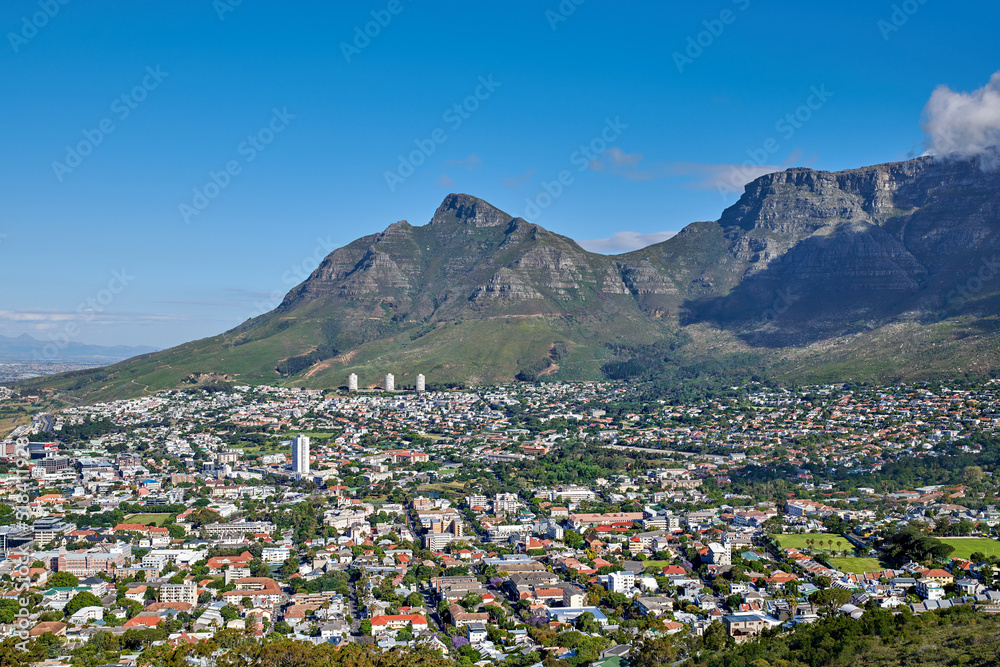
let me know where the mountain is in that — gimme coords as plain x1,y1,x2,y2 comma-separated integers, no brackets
18,155,1000,402
0,334,157,363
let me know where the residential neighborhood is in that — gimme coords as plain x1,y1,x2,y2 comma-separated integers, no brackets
3,379,1000,665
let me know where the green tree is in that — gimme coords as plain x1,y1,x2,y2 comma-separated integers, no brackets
633,634,678,667
65,591,103,617
810,587,853,612
48,572,79,588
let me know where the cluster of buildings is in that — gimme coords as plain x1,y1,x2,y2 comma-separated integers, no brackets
2,379,1000,663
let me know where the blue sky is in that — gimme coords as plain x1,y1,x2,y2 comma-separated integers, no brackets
1,0,997,349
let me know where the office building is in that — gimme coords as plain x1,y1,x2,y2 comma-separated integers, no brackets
291,435,310,475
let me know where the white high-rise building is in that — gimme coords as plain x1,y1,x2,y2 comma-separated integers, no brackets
385,373,395,392
348,373,358,392
416,374,425,392
291,434,310,476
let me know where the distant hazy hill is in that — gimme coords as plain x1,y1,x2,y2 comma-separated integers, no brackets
18,155,1000,402
0,333,157,363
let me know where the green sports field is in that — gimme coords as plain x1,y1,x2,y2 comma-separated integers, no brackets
939,537,1000,560
826,557,884,574
776,533,853,552
124,513,172,526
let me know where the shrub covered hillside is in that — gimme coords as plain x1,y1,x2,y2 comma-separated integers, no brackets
691,605,1000,667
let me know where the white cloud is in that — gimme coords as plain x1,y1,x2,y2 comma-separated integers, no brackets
668,162,782,194
504,168,537,189
922,71,1000,164
0,309,186,328
604,147,643,168
437,174,455,188
577,231,678,254
446,154,482,171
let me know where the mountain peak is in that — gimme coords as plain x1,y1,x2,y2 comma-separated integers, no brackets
430,193,513,227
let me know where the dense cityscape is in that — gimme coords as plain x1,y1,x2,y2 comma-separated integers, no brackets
3,378,1000,666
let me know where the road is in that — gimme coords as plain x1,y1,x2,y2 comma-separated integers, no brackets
600,443,724,462
348,580,362,635
33,412,55,433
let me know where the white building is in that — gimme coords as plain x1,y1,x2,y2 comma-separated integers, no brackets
385,374,395,392
159,581,198,606
416,374,425,392
608,571,635,594
292,434,310,475
707,542,732,566
348,373,358,392
494,493,520,514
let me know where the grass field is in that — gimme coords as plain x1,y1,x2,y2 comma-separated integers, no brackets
638,560,676,571
124,513,173,526
826,557,884,574
939,537,1000,560
415,481,466,494
776,533,853,552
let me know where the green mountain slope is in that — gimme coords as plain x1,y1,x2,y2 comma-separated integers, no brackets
18,155,1000,402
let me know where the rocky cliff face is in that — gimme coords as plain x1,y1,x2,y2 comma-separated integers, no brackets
275,156,1000,352
648,156,1000,343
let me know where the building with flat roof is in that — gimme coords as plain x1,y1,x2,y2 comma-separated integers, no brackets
291,435,310,476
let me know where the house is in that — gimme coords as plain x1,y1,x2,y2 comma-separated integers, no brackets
220,577,286,607
125,585,148,603
449,604,489,627
467,623,488,644
723,614,778,643
124,615,163,628
369,614,428,634
956,578,986,596
920,569,954,585
916,579,945,600
29,621,67,637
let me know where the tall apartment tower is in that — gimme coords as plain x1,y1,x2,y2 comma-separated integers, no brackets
291,434,310,476
385,373,395,392
416,374,425,392
348,373,358,392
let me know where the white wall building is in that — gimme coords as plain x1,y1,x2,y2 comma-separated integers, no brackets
348,373,358,392
385,374,395,392
292,434,310,475
608,571,635,594
416,374,425,392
